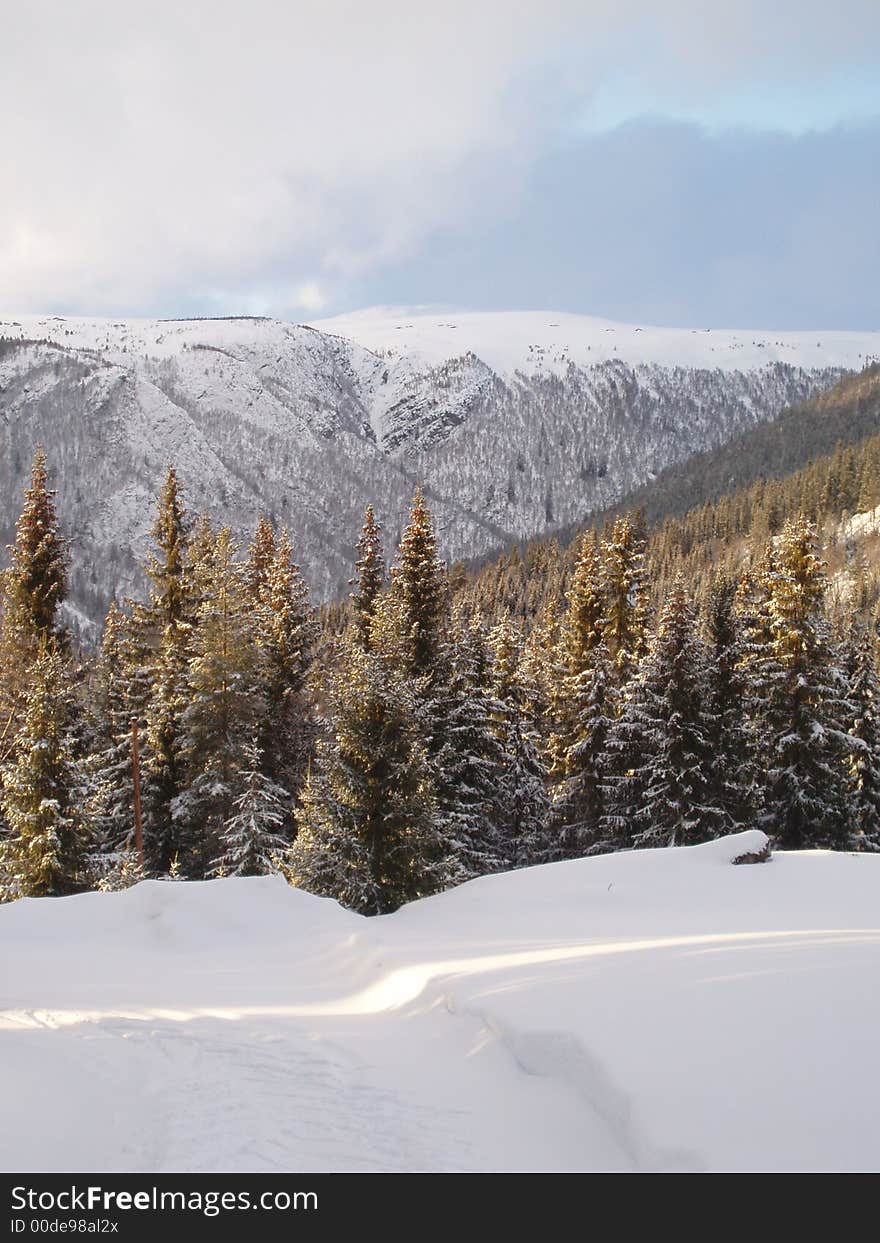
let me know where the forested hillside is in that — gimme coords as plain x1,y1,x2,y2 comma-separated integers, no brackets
2,417,880,913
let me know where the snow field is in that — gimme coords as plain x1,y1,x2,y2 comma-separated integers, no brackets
2,831,879,1172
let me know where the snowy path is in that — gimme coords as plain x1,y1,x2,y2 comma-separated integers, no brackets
2,832,880,1172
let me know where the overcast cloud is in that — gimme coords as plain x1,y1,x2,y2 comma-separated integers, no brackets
2,1,878,326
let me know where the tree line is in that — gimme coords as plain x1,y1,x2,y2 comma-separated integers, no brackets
1,447,878,914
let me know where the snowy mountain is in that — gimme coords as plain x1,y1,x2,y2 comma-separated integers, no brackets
2,831,879,1173
1,309,877,629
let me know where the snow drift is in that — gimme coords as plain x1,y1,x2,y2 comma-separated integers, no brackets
1,831,878,1173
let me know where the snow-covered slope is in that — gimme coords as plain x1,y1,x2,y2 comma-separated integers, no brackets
1,832,879,1173
314,306,880,374
1,311,877,626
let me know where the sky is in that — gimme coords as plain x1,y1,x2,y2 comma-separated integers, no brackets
2,1,878,329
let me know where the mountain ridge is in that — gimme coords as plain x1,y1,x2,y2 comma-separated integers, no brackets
2,309,877,633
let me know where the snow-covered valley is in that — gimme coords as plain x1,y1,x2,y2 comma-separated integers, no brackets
2,831,878,1173
2,309,876,629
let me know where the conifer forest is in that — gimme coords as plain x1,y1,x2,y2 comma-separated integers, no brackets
2,421,880,916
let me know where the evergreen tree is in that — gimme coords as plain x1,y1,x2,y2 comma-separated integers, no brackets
842,621,880,850
175,527,264,877
2,446,67,647
756,519,852,849
603,583,719,849
391,488,448,681
210,739,291,877
431,617,508,881
251,526,318,808
702,573,759,834
291,641,445,915
247,515,277,598
487,616,551,865
600,514,649,683
351,504,386,650
0,649,85,897
137,468,196,873
0,447,68,771
551,641,615,857
84,600,139,858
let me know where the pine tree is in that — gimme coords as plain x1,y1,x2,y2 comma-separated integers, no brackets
551,641,615,857
175,527,264,877
251,526,318,809
601,514,648,683
3,446,67,647
560,532,604,676
702,573,759,834
210,739,291,877
247,515,277,598
0,649,85,898
756,519,852,850
391,488,448,681
84,601,139,859
603,583,719,849
291,642,446,915
351,504,386,650
431,617,508,881
136,469,198,874
0,448,69,771
841,621,880,850
487,616,551,866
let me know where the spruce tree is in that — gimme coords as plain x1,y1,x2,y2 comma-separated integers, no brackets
136,468,196,873
391,488,448,681
1,448,69,771
842,621,880,850
84,601,139,860
291,641,445,915
351,504,386,650
603,583,719,849
757,519,852,850
552,641,615,857
175,527,264,876
601,514,648,684
210,739,291,877
3,446,67,647
702,573,759,834
0,649,85,897
431,617,508,881
487,616,551,866
251,526,318,809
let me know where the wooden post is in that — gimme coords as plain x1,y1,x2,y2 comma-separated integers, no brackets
130,716,144,872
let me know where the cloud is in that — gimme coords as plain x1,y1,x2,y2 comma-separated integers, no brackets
352,117,880,329
1,2,878,319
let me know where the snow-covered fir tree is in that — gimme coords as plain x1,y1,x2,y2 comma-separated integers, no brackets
135,468,196,874
0,649,85,898
431,616,509,881
487,616,551,866
0,447,69,774
249,525,318,814
600,513,649,684
842,620,880,850
552,641,615,858
175,527,264,877
291,640,447,915
210,739,291,877
391,488,449,682
548,533,613,857
702,573,759,835
603,582,720,849
754,519,852,850
351,504,386,651
84,600,139,859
